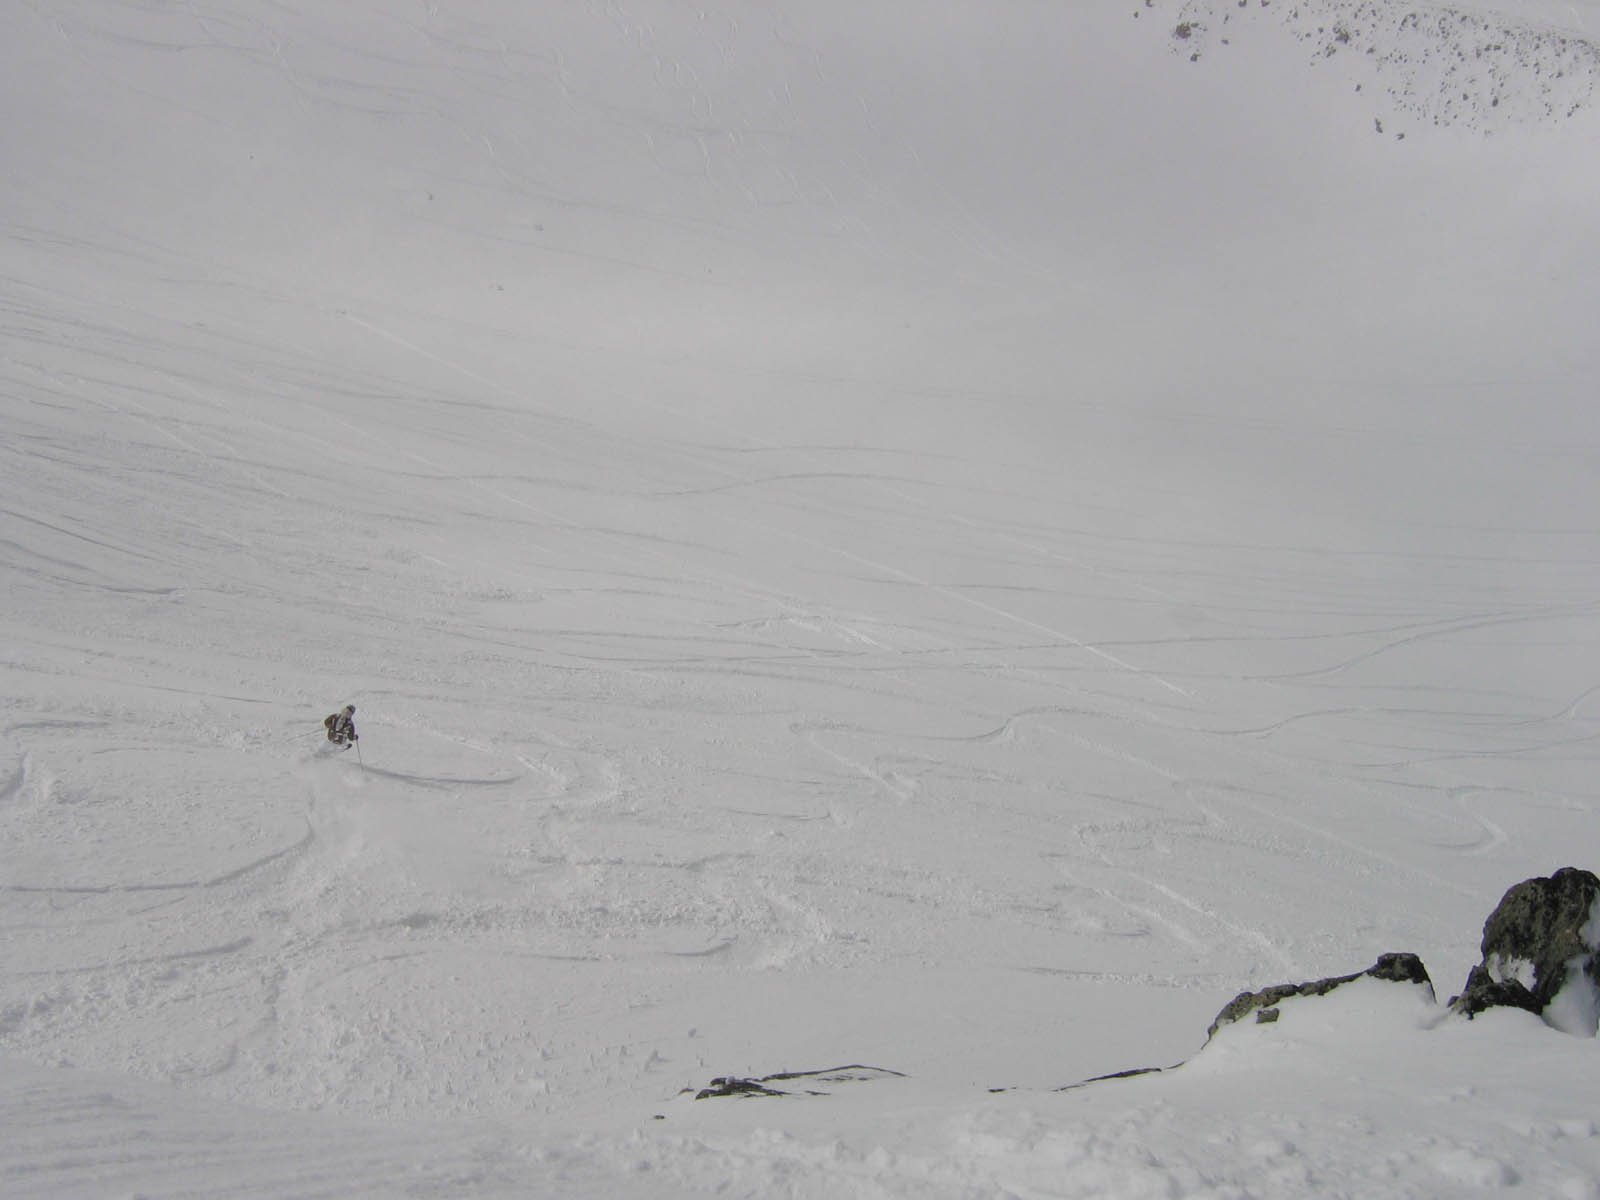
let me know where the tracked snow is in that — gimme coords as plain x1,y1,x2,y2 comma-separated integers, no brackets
3,1,1599,1196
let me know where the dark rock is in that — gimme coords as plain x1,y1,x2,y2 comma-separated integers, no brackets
1448,867,1600,1032
688,1064,904,1100
1054,1063,1180,1093
1085,1065,1168,1084
1450,966,1542,1019
1056,1068,1171,1100
1207,953,1434,1040
1368,951,1433,987
691,1076,787,1100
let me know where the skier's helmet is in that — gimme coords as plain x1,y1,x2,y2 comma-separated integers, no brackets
344,704,356,714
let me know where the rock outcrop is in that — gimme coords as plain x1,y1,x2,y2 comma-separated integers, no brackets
1449,867,1600,1035
1207,952,1433,1041
688,870,1600,1103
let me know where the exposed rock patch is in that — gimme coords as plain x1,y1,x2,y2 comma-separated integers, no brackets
1140,0,1600,134
689,1064,905,1100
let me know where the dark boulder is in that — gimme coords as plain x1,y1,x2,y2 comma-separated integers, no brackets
1207,952,1434,1040
1449,867,1600,1034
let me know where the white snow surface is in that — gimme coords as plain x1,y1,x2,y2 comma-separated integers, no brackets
4,1,1600,1196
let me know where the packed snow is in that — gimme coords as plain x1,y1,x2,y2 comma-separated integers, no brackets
3,1,1600,1196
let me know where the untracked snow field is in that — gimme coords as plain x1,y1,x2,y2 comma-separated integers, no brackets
4,2,1600,1196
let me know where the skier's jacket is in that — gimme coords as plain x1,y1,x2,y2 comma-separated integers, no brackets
324,706,358,745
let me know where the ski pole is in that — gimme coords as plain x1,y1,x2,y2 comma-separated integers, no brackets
356,739,364,765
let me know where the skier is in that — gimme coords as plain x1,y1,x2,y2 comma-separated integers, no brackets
323,704,359,748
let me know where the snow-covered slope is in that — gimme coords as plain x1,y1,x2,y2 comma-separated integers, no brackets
3,2,1599,1195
